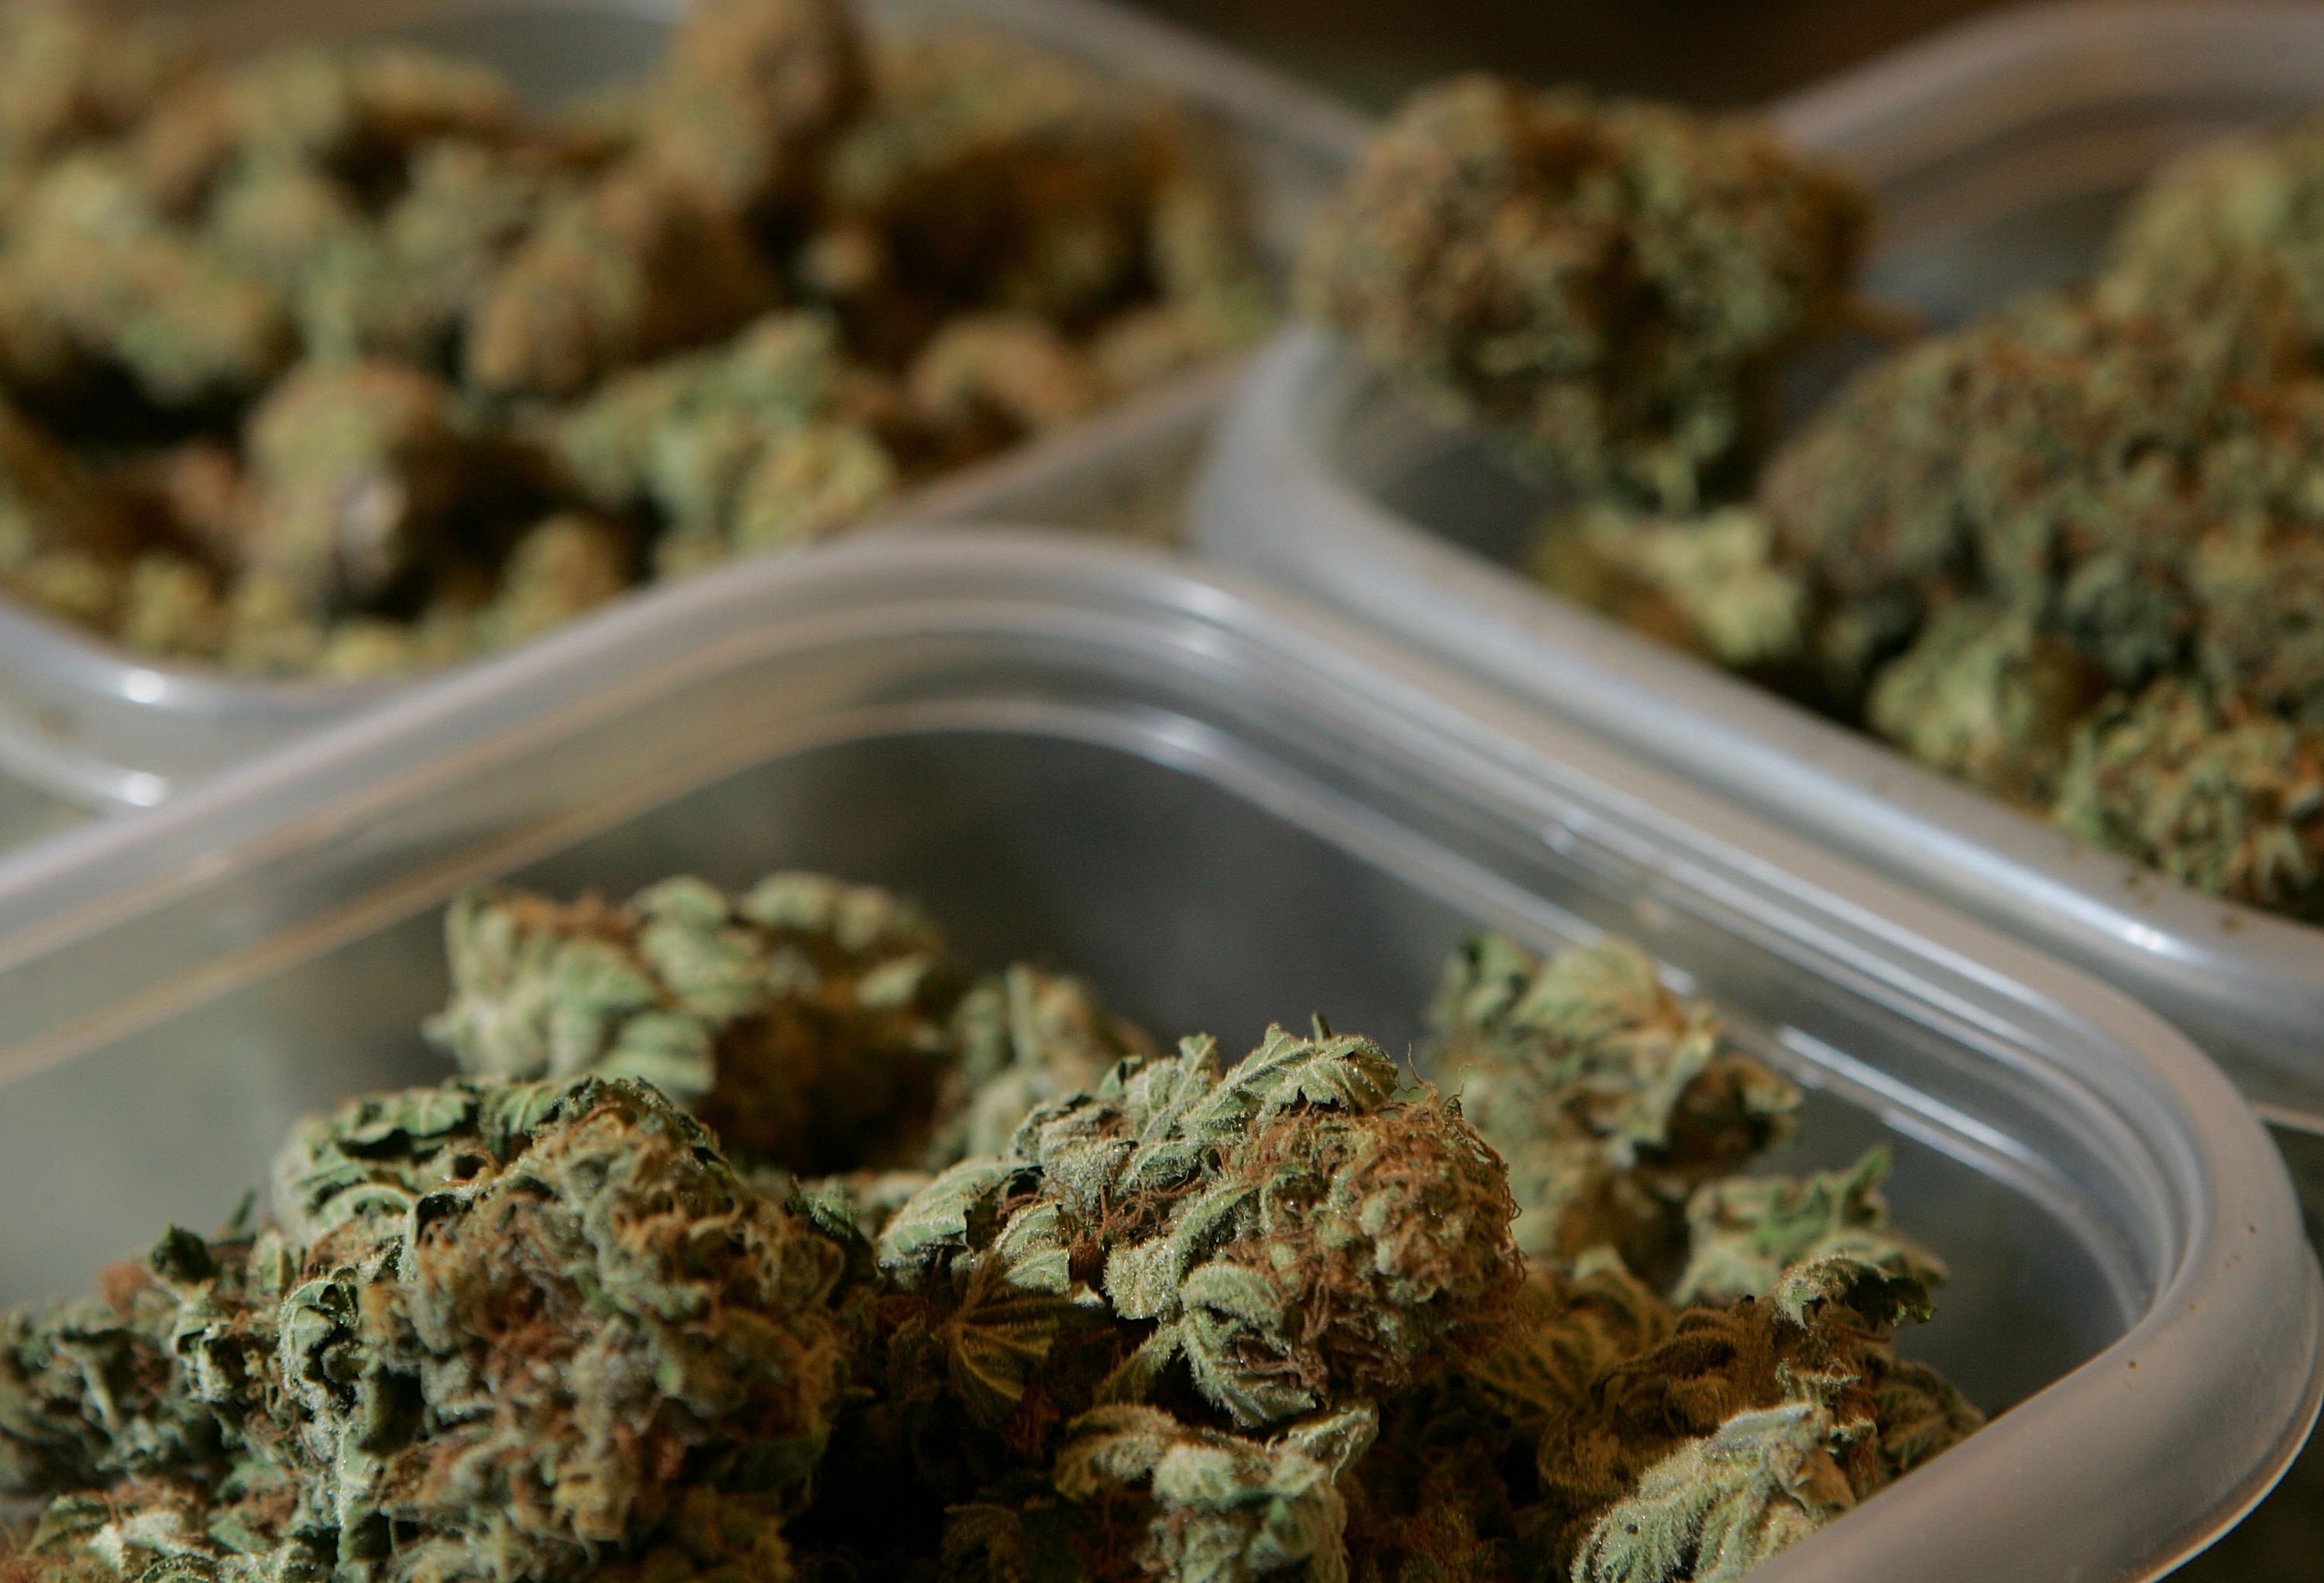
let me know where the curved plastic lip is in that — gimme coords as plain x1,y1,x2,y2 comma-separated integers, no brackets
1188,0,2324,1130
0,528,2311,1581
0,0,1368,813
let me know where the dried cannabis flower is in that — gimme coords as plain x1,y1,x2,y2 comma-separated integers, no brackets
1760,298,2230,695
2,1075,854,1583
8,885,1984,1583
234,360,481,616
1050,1404,1378,1583
878,1022,1523,1429
2,152,294,407
1743,291,2324,909
1670,1145,1947,1309
0,0,1267,677
633,0,866,215
2054,677,2324,917
0,4,191,174
1530,502,1806,670
2100,112,2324,379
426,872,956,1172
933,962,1155,1165
1569,1400,1855,1583
1428,933,1799,1281
1537,1256,1980,1574
1862,601,2094,809
820,30,1194,333
1397,932,1980,1582
1300,76,1867,510
464,159,780,401
554,310,897,568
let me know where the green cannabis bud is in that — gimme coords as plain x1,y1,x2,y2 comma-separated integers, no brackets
933,962,1155,1165
0,4,191,171
1530,503,1807,671
1529,1255,1980,1575
1,152,293,407
878,1023,1523,1429
290,139,557,370
2,1075,854,1583
0,0,1268,678
1749,291,2324,910
820,30,1212,334
1569,1401,1854,1583
233,360,480,616
1050,1404,1378,1583
553,311,896,568
6,876,1987,1583
1428,934,1798,1282
1862,601,2094,810
2099,112,2324,379
2055,677,2324,917
464,159,780,401
1670,1145,1946,1308
1413,81,2324,924
1299,76,1866,511
633,0,865,215
1759,298,2218,696
426,872,957,1172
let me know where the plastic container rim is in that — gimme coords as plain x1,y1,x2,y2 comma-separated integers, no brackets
0,527,2312,1582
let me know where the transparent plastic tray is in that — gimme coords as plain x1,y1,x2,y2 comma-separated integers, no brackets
1191,0,2324,1128
0,530,2312,1583
0,0,1367,810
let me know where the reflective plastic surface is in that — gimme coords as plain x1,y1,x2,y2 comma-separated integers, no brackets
0,531,2311,1582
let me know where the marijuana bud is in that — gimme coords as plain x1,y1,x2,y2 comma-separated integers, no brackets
7,878,1990,1583
1051,1403,1378,1583
2054,677,2324,917
233,360,478,617
933,963,1154,1167
464,159,778,400
634,0,866,215
0,0,1268,679
906,312,1105,461
1532,1254,1979,1574
0,3,191,169
1862,600,2095,808
2,152,294,407
1298,76,1866,510
1569,1401,1854,1583
473,513,632,649
425,872,956,1171
0,1225,257,1499
291,139,556,370
1758,297,2229,694
880,1024,1521,1430
271,1076,851,1583
2099,112,2324,379
555,309,896,566
1531,504,1805,671
1670,1146,1947,1309
820,30,1185,332
5,1075,854,1583
1429,934,1798,1281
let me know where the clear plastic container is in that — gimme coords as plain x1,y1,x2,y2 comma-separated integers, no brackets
1190,0,2324,1128
0,529,2312,1582
0,0,1367,811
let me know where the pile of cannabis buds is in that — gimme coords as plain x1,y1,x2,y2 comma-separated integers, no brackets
0,871,1981,1583
1301,77,2324,923
0,0,1263,676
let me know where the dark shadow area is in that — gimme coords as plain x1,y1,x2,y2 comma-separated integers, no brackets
1120,0,2212,110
